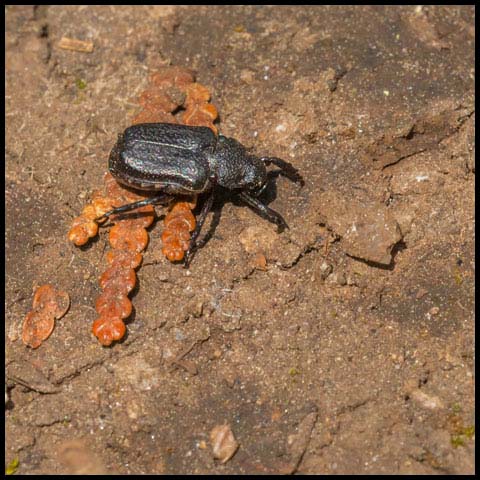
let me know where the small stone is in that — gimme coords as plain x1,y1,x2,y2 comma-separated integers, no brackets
416,288,428,299
253,252,267,271
239,226,277,254
409,389,445,410
333,271,347,286
319,190,403,265
210,424,239,463
319,261,333,280
240,69,255,85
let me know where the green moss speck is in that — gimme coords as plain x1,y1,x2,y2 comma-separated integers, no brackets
6,458,19,475
451,435,465,448
451,403,462,413
76,78,87,90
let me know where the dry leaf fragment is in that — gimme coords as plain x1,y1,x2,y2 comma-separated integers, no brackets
210,423,239,463
58,37,94,53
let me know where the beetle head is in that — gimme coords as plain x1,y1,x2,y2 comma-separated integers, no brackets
245,155,268,194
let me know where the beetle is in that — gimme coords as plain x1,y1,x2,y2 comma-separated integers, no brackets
97,123,304,266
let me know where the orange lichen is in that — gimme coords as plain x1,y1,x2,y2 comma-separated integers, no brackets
161,200,197,262
95,290,133,320
105,250,143,269
159,79,218,262
22,310,55,349
108,224,150,252
32,284,70,318
67,196,114,246
99,265,137,293
69,66,219,345
132,67,195,126
91,316,126,346
182,83,219,134
22,285,70,348
91,174,155,346
131,68,218,265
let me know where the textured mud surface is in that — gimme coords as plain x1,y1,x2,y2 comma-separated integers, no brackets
5,5,475,474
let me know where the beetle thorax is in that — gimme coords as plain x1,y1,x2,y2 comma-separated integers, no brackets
209,135,267,191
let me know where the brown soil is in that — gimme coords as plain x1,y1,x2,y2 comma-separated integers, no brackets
5,5,475,475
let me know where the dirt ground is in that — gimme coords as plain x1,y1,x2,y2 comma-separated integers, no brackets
5,5,475,475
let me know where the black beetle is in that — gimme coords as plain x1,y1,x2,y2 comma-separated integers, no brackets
98,123,304,266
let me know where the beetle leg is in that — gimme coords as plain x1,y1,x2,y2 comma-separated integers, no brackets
184,190,215,268
252,180,269,198
238,192,288,231
95,194,170,222
260,157,305,186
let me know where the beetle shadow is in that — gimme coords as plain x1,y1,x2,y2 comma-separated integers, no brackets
258,170,282,205
229,169,281,210
190,181,274,255
188,169,285,252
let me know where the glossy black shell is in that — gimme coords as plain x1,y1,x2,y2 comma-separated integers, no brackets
109,123,216,193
